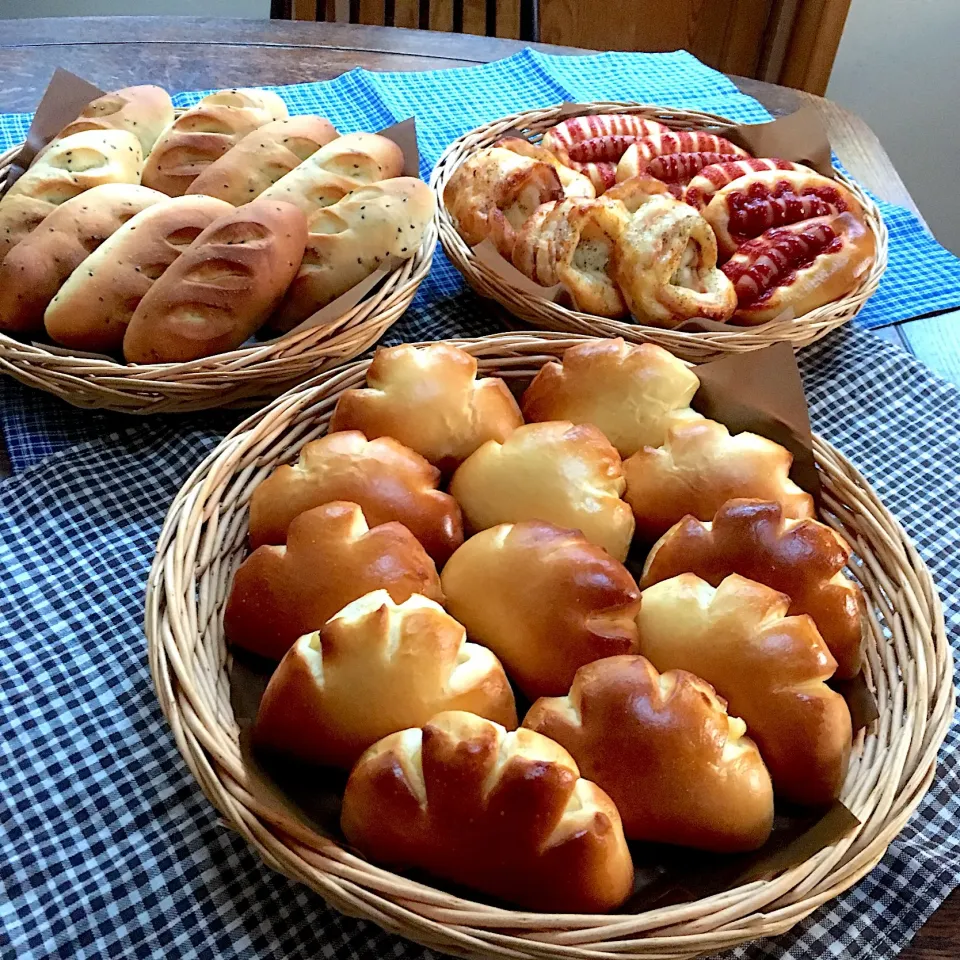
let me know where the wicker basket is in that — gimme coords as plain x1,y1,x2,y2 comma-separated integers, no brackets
147,332,951,959
0,144,435,414
431,103,889,362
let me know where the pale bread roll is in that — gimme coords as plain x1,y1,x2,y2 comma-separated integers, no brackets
44,194,233,353
0,184,165,335
185,115,338,205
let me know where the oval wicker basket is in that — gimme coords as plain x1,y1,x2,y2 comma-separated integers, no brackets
431,103,889,362
0,143,435,414
147,332,951,959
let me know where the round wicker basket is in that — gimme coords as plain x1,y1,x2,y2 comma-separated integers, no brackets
0,144,435,414
147,333,951,959
431,103,889,362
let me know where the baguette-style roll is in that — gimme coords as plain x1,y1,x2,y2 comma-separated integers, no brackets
269,177,434,333
224,501,443,661
44,194,233,352
185,115,338,205
254,591,517,768
142,88,288,196
525,655,774,851
248,430,463,564
122,199,307,363
0,184,165,335
259,132,404,216
441,521,640,699
329,343,523,473
341,711,634,913
0,129,143,262
636,573,852,806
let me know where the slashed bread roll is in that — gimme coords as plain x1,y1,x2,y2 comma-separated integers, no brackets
329,343,523,473
0,184,165,334
142,88,288,196
636,573,852,806
223,501,442,661
44,194,233,353
525,655,774,852
122,199,307,363
341,711,634,913
185,115,338,205
449,421,635,561
254,590,517,768
441,521,640,699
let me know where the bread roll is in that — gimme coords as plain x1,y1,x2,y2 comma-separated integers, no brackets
494,136,595,199
122,199,307,363
636,573,852,805
254,591,517,768
0,184,165,335
269,177,434,332
521,339,702,457
641,498,865,679
142,88,288,196
248,430,463,564
224,501,442,661
623,417,815,542
259,133,404,216
525,656,774,851
185,115,338,205
329,343,523,473
44,194,233,352
341,711,634,912
441,521,640,699
450,421,635,561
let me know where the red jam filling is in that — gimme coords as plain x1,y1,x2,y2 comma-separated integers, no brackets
726,180,847,241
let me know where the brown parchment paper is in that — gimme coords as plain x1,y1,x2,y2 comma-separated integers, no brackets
718,105,834,178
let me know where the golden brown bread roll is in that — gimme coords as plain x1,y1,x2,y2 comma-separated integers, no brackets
524,655,774,851
641,498,865,679
248,430,463,564
122,199,307,363
449,421,635,561
441,521,640,699
224,501,443,661
636,573,852,806
340,711,634,912
520,338,702,458
254,590,517,768
623,417,815,542
269,177,434,333
141,88,288,196
185,115,338,205
329,343,523,473
44,194,233,353
0,184,165,335
493,136,596,198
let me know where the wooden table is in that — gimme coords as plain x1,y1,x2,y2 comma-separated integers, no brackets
0,17,956,959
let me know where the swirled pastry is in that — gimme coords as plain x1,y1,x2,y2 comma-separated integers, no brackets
494,136,595,198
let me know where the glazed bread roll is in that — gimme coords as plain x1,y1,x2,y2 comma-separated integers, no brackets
0,129,142,262
224,501,443,661
0,184,165,335
254,591,517,768
441,521,640,699
142,88,288,196
329,343,523,473
248,430,463,564
641,498,865,679
520,338,702,457
44,194,233,352
185,115,338,205
623,417,815,542
449,421,635,561
341,711,634,913
269,177,434,333
122,199,307,363
636,573,852,806
259,132,404,216
525,655,774,852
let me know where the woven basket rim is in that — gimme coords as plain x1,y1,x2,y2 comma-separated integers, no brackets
146,332,953,960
